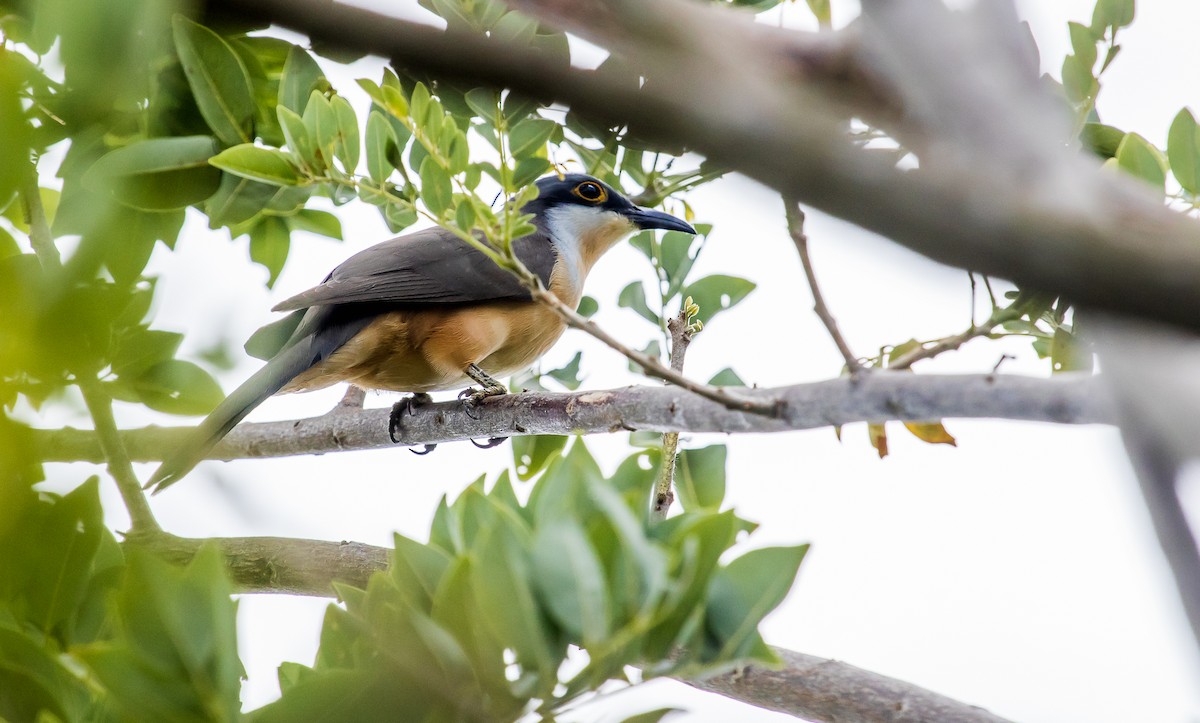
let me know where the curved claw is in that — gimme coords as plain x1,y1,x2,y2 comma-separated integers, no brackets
470,436,508,449
410,444,438,455
388,393,433,444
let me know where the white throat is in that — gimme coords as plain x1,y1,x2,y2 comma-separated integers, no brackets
543,205,622,291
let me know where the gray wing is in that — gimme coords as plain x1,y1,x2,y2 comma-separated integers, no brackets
272,226,557,312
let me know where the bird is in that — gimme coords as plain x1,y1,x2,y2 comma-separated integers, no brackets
146,173,696,492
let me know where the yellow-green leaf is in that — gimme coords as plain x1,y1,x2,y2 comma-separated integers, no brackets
171,16,254,146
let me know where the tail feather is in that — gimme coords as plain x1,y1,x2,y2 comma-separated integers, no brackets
146,341,314,493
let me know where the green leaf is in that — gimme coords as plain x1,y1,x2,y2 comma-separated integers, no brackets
577,295,598,317
1115,132,1167,191
0,623,92,722
707,367,745,386
0,54,31,207
1091,0,1135,32
83,136,221,210
132,359,224,415
419,157,452,216
210,144,302,186
545,351,583,390
512,156,551,188
1168,108,1200,194
629,339,661,374
112,329,184,379
508,118,556,159
81,544,241,723
1079,122,1125,159
172,15,255,146
303,91,339,174
331,95,360,172
1068,22,1097,71
623,709,685,723
278,45,325,115
470,521,559,684
409,82,432,128
1050,326,1094,373
681,274,756,325
492,11,539,46
804,0,830,25
464,88,499,119
530,519,610,644
365,110,397,183
250,215,291,287
676,445,727,511
0,226,18,259
618,281,659,324
512,435,568,481
287,209,342,240
277,104,318,173
707,545,808,661
1061,54,1098,105
244,309,305,361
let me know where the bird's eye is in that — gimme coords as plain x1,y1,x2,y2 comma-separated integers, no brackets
573,181,607,203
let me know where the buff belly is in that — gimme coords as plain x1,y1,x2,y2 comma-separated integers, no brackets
281,301,568,394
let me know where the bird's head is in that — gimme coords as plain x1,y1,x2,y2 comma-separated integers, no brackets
523,173,696,271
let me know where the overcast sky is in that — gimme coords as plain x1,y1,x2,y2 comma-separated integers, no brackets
44,0,1200,720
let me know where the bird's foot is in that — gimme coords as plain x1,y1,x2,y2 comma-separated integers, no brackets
457,385,507,420
389,392,434,449
470,436,508,449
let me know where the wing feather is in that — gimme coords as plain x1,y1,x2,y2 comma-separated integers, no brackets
272,227,557,311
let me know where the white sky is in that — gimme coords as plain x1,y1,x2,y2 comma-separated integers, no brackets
38,0,1200,720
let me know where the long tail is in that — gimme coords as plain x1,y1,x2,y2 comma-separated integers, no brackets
145,340,314,494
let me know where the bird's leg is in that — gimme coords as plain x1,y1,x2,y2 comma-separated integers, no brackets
389,392,437,454
459,364,509,448
461,364,508,408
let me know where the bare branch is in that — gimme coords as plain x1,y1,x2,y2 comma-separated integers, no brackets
784,197,862,373
1091,317,1200,652
35,374,1108,464
652,308,696,520
124,531,385,596
528,285,778,416
79,383,160,533
132,532,1010,723
888,308,1022,370
687,646,1013,723
22,164,159,532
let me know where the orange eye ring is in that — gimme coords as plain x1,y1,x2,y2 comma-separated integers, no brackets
572,181,607,203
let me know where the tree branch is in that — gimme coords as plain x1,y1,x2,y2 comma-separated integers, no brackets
686,646,1012,723
221,0,1200,336
784,197,862,373
652,308,695,520
127,531,1010,723
124,531,385,596
35,374,1108,464
528,284,777,415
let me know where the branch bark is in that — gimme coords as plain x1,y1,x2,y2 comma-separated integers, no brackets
35,373,1109,464
126,531,1010,723
784,197,862,373
218,0,1200,337
687,647,1012,723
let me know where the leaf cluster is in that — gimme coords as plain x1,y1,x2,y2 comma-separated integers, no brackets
0,478,243,722
254,440,805,722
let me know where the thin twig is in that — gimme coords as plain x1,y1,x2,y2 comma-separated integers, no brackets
784,197,862,373
652,308,695,521
888,307,1021,370
22,156,158,532
527,285,780,416
21,159,60,271
78,381,160,533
